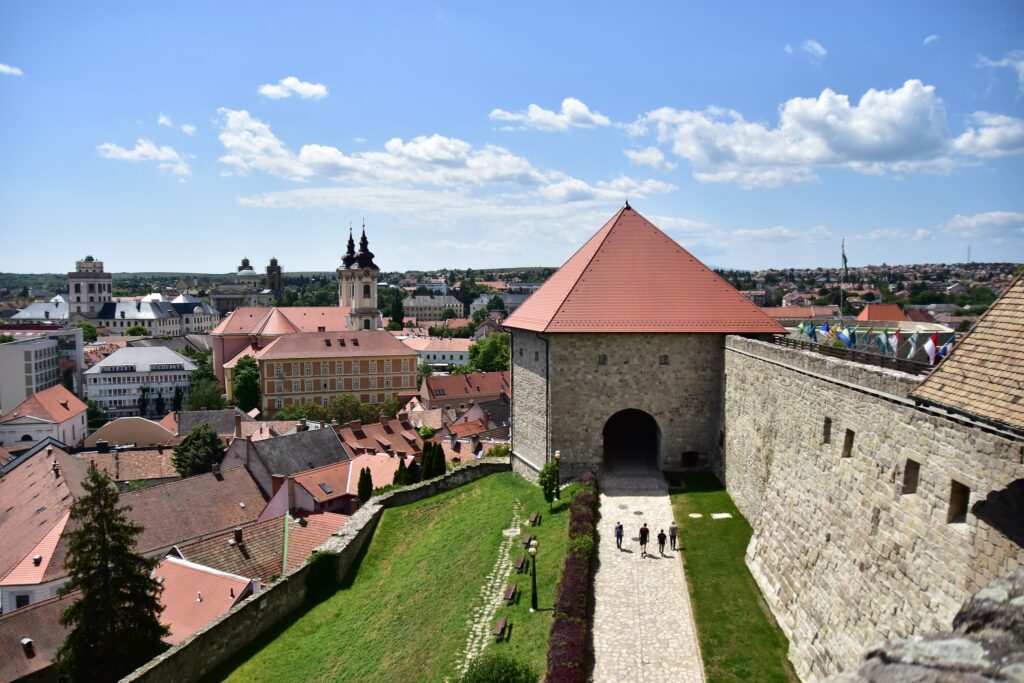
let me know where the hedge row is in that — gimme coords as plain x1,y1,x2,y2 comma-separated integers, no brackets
546,471,599,683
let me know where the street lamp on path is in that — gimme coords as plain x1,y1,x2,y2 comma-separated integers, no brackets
529,539,539,612
554,449,561,500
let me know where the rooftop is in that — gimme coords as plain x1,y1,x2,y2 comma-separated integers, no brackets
210,307,352,336
152,556,251,645
256,331,417,360
83,346,197,375
0,384,87,425
423,371,510,400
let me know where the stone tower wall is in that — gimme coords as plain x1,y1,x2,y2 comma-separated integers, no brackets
721,335,1024,681
509,330,549,480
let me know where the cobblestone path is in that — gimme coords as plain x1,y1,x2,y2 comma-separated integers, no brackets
591,472,706,683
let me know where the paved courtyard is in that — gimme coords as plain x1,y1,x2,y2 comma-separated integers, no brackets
591,472,706,683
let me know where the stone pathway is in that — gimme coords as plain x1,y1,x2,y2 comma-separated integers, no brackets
592,472,706,683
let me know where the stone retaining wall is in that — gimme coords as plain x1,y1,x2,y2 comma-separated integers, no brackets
721,336,1023,681
122,459,510,683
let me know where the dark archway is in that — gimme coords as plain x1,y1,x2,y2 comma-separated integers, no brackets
603,409,660,472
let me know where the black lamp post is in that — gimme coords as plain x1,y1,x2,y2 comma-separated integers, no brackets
529,539,539,612
554,449,561,500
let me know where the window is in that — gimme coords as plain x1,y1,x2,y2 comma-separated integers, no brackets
841,429,854,458
363,319,370,330
822,417,832,444
948,481,970,523
534,350,539,361
275,381,283,394
369,360,377,373
402,359,409,371
385,378,392,388
305,363,312,376
659,354,669,366
276,399,283,409
902,459,920,495
292,363,300,375
275,364,283,378
292,380,300,391
369,377,377,389
322,381,329,390
321,362,329,374
305,379,312,392
15,594,30,609
598,354,607,366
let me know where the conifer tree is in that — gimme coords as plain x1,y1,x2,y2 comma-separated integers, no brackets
358,466,373,503
172,424,225,477
56,463,168,682
393,456,410,486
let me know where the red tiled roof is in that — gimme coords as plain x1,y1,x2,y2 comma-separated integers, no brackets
344,453,412,494
447,419,487,438
0,384,87,424
503,206,785,334
424,371,510,400
292,461,355,503
153,556,250,645
210,307,352,336
158,411,178,433
256,331,417,360
0,445,11,465
0,511,70,587
336,415,424,458
287,513,349,573
0,592,74,681
176,516,285,583
856,304,909,322
78,448,179,482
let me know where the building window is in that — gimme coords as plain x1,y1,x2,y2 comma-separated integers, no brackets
598,354,607,366
369,360,377,373
841,429,854,458
659,354,669,366
384,360,392,373
275,381,283,394
275,399,283,409
305,379,312,392
402,359,409,371
292,380,300,391
534,350,539,361
275,364,283,378
321,362,329,375
15,594,30,609
385,378,392,388
902,459,920,495
304,363,312,376
370,377,377,389
292,363,300,375
822,417,832,444
948,481,970,524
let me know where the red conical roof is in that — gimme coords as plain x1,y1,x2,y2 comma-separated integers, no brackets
503,206,786,334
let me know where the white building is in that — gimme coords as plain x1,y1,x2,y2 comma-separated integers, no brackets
468,292,531,316
0,328,84,414
85,347,196,419
402,337,472,370
0,384,88,449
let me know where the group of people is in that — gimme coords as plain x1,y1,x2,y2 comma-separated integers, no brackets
613,520,677,558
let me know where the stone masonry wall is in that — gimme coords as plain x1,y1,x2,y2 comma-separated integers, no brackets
510,330,549,480
722,336,1024,681
550,333,724,479
123,459,511,683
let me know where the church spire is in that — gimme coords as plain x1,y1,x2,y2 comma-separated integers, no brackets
356,220,378,269
342,224,356,268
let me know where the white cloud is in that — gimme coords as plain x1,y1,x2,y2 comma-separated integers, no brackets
217,108,312,181
97,138,191,178
628,80,1024,188
624,147,677,171
912,229,931,240
181,123,196,136
977,50,1024,92
801,39,827,58
0,63,23,76
258,76,328,100
157,114,173,128
923,35,940,46
352,136,367,144
942,211,1024,238
783,44,794,54
490,97,611,132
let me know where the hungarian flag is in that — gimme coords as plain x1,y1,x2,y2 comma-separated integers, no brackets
889,329,901,355
924,333,939,364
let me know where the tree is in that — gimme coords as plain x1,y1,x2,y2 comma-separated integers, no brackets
154,393,166,416
138,386,150,417
124,324,151,337
468,332,510,372
71,321,99,343
421,441,447,479
393,457,411,486
0,334,13,344
441,307,460,320
232,355,261,412
417,358,433,385
418,425,436,439
188,378,226,411
171,424,225,477
358,467,373,503
55,464,168,681
538,460,558,511
171,386,184,413
86,399,102,428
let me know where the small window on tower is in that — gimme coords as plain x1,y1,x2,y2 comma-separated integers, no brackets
659,355,669,366
363,284,371,298
822,417,832,444
902,459,920,495
598,354,607,366
947,480,970,524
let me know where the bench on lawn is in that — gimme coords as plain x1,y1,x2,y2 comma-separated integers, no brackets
528,511,540,526
522,533,533,547
493,617,507,641
513,554,526,573
503,584,517,605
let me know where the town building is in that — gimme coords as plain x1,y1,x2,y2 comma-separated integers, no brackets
266,257,284,301
84,346,196,419
252,331,419,416
468,292,531,316
401,336,472,370
77,444,180,489
67,255,112,317
335,413,424,459
220,425,349,497
0,384,87,449
83,415,177,448
0,327,84,414
208,257,275,313
419,370,511,412
337,227,383,331
403,294,463,321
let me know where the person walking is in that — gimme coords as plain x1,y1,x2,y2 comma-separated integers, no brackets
614,521,624,550
639,523,649,558
669,521,678,551
657,529,667,556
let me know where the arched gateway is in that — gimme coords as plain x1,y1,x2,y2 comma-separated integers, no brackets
603,409,660,472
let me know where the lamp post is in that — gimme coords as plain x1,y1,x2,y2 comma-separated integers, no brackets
553,449,561,500
529,539,539,612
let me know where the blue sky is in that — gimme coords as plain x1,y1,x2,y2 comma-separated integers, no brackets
1,2,1023,274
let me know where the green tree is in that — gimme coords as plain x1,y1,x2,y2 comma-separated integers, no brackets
418,425,436,439
357,466,373,503
417,358,433,385
460,652,536,683
441,307,460,320
153,393,166,416
0,334,14,344
538,460,558,511
171,424,226,477
123,324,151,337
232,355,261,412
393,457,410,486
138,386,150,417
171,386,184,413
71,321,99,343
188,378,226,411
467,332,510,372
86,399,102,428
55,464,168,682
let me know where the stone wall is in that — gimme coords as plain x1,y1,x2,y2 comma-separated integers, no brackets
123,459,511,683
549,333,724,478
722,336,1024,681
510,330,549,479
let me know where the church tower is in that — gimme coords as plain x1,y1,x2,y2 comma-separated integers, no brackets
266,257,283,301
337,224,381,330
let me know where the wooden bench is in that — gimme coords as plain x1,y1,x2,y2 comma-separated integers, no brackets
503,584,517,605
493,617,507,641
528,512,540,526
522,533,533,547
513,554,526,573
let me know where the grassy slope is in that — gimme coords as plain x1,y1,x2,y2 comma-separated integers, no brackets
670,473,798,683
213,472,573,682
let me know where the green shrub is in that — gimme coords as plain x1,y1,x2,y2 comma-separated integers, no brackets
568,533,595,562
461,652,536,683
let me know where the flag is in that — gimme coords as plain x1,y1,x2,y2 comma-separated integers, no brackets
849,327,858,347
907,331,920,360
807,324,817,342
876,330,889,355
889,329,901,355
797,321,805,335
841,238,849,282
838,327,854,348
937,338,954,360
924,333,938,364
821,322,830,337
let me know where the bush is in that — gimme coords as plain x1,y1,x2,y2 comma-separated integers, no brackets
568,534,595,563
546,618,587,683
461,652,536,683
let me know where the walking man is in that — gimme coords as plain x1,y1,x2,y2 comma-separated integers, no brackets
669,521,678,551
614,521,624,550
657,529,667,556
639,523,650,558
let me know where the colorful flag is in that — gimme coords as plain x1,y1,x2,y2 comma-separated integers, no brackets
797,321,805,335
838,327,854,348
908,331,920,360
889,329,901,355
849,327,858,347
924,333,938,364
821,322,830,337
807,324,817,342
841,238,849,282
876,330,889,355
937,338,954,360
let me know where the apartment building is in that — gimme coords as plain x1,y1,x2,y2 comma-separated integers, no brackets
403,294,463,322
84,347,196,418
0,328,84,414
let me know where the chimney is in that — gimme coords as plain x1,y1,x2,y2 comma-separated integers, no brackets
297,419,308,433
157,444,163,454
46,446,53,457
113,450,120,480
448,433,456,447
233,526,243,545
32,555,42,566
348,419,362,430
287,477,296,512
211,463,222,478
51,460,60,478
196,592,203,603
20,638,34,659
234,413,242,438
245,435,252,468
97,440,109,453
397,450,407,459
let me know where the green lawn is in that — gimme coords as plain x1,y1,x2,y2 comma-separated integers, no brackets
670,473,798,683
209,472,574,682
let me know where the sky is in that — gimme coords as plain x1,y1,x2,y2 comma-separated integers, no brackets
1,2,1023,274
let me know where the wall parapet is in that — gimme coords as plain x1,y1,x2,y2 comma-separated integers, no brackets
122,458,511,683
